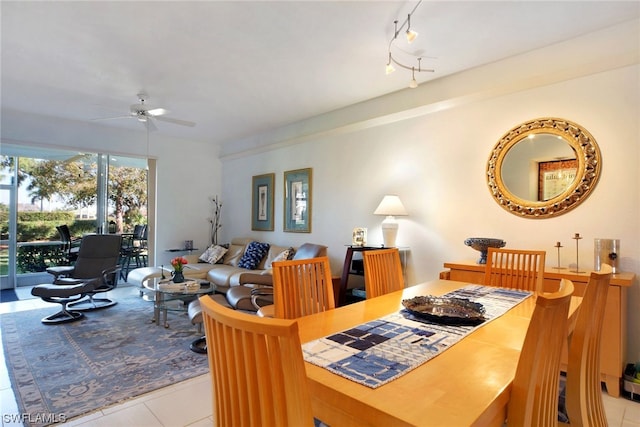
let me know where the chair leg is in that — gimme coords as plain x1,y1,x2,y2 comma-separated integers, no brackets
39,297,86,324
190,336,207,354
42,305,85,324
67,294,117,311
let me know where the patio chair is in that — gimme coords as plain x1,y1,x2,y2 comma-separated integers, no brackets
32,234,122,323
56,224,81,264
119,224,148,280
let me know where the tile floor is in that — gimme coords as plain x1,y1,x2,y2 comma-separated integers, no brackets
2,285,640,426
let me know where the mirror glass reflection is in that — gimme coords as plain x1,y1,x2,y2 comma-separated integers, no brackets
501,133,577,201
486,117,601,219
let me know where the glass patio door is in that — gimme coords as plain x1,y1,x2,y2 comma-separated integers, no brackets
0,144,151,288
0,184,17,290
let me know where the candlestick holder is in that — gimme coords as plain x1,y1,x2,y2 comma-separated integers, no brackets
571,233,585,273
552,241,565,269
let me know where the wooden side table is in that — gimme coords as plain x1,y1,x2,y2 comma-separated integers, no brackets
339,246,408,306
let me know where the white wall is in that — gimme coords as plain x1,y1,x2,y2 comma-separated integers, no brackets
219,21,640,362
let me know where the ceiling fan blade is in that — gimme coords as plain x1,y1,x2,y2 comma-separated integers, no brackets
90,115,134,122
146,108,167,116
154,115,196,127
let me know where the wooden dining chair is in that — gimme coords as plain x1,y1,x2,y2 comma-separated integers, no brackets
560,264,613,426
199,295,314,427
485,247,546,292
263,256,335,319
363,248,404,298
506,278,574,427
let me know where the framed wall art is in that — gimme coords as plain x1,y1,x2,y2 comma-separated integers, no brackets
252,173,275,231
284,168,312,233
538,159,578,201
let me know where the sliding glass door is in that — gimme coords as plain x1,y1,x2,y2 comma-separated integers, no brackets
0,144,150,289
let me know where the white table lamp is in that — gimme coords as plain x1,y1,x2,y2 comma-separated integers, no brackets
373,195,408,247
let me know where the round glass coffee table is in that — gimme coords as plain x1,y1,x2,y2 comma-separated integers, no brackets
143,276,213,328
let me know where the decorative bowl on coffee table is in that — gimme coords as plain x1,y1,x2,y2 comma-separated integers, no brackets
464,237,506,264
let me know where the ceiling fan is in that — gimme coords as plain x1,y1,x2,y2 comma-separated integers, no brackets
91,93,196,131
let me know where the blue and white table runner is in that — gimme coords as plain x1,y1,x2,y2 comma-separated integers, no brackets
302,285,531,388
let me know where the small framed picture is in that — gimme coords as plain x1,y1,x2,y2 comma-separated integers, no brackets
252,173,275,231
352,227,367,246
284,168,312,233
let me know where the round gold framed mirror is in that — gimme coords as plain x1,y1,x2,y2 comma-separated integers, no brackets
487,117,601,218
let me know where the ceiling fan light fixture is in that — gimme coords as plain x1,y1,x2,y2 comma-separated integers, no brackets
89,93,196,129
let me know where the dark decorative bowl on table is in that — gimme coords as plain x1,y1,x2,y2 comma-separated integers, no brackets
464,237,506,264
402,296,486,326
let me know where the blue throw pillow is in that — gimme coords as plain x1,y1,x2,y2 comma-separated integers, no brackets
238,241,270,270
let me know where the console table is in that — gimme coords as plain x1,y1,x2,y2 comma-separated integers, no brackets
441,260,635,397
339,246,408,306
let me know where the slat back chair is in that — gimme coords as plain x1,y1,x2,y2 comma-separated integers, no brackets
485,248,546,292
199,295,314,427
562,264,613,426
271,256,335,319
363,248,404,298
506,278,574,427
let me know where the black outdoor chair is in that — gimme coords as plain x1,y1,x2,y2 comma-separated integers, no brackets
32,234,122,324
119,224,148,281
56,224,81,265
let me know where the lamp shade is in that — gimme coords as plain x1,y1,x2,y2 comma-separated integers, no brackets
374,195,408,216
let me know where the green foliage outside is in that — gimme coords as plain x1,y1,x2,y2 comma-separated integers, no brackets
2,211,99,273
1,155,148,274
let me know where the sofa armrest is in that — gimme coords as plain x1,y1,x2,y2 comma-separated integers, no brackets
293,243,327,260
183,254,202,264
239,272,273,286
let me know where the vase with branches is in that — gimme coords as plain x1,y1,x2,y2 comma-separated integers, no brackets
209,195,222,245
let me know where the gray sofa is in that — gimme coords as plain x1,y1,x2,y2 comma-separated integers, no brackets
127,237,305,293
188,237,307,292
187,241,328,334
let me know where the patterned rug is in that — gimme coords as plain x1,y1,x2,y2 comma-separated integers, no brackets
1,294,209,426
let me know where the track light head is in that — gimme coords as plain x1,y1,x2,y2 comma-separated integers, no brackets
406,14,418,43
409,67,418,88
386,52,396,74
385,1,433,87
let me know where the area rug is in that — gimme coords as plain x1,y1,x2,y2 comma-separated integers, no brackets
1,295,209,427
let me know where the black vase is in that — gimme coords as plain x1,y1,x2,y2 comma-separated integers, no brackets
173,271,185,283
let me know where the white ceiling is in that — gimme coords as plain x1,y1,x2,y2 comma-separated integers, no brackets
2,1,639,145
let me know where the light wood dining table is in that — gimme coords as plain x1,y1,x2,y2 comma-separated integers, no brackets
296,279,582,427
